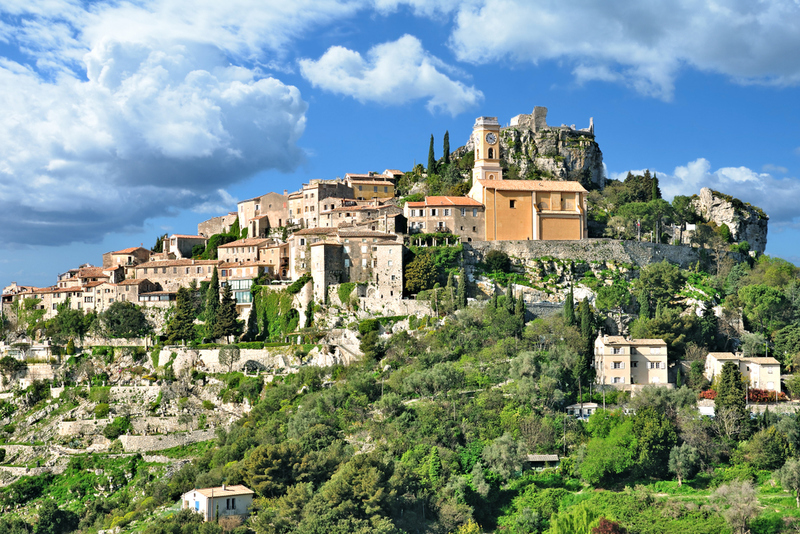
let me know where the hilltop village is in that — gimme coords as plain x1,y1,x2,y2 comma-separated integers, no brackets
5,107,800,534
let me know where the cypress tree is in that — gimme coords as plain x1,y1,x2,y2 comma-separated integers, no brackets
564,284,576,325
715,361,747,422
205,267,220,335
579,297,593,355
244,305,258,342
427,134,436,176
215,284,242,342
443,131,450,165
638,292,650,319
446,271,455,312
506,279,515,312
515,294,525,317
456,268,467,309
652,172,661,200
165,287,196,344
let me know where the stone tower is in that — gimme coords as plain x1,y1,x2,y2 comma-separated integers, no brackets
472,116,503,183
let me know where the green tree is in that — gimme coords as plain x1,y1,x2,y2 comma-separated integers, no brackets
632,406,677,478
715,361,747,422
668,443,699,486
34,500,78,534
743,426,789,470
482,433,522,479
780,458,800,508
634,260,684,311
219,344,241,374
456,268,467,309
564,284,576,326
405,254,438,294
205,267,220,335
651,173,660,200
215,284,242,341
101,301,150,338
428,134,436,176
165,287,197,344
579,297,594,357
443,130,450,165
738,284,789,333
710,480,760,534
484,250,511,273
244,306,259,342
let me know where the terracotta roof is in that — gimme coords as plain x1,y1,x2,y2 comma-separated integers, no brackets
112,247,148,255
708,352,738,359
84,281,105,288
117,279,151,286
603,336,667,346
170,234,207,239
345,173,391,180
78,267,110,279
193,485,254,498
137,259,220,268
476,179,588,192
288,192,303,199
291,228,337,236
218,260,273,268
336,230,399,239
384,169,403,175
352,180,395,186
744,357,781,365
218,238,272,249
407,196,483,208
140,291,177,296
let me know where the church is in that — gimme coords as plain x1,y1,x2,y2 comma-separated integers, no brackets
466,116,588,241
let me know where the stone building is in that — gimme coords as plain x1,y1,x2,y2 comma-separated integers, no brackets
404,196,485,241
237,192,289,237
198,213,238,237
594,335,670,390
102,247,152,278
345,173,395,201
287,191,303,226
300,179,355,228
217,238,273,264
166,235,209,259
133,259,220,291
310,229,403,302
288,228,337,279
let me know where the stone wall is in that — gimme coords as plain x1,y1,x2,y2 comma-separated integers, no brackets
119,429,217,452
464,239,742,270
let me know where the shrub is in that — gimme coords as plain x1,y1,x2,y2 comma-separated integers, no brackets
94,403,110,418
237,341,264,350
485,250,511,273
287,273,312,294
103,416,132,440
358,319,381,336
699,390,717,400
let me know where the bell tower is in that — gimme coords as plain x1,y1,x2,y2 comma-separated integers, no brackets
472,116,503,182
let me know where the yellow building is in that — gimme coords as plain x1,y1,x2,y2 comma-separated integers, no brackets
594,335,670,390
467,116,588,241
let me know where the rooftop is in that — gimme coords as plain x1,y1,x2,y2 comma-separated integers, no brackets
193,485,254,498
112,247,148,255
476,179,588,193
602,336,667,346
406,196,483,208
217,238,272,249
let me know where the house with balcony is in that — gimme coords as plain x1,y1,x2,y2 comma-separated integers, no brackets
594,335,671,390
404,196,485,241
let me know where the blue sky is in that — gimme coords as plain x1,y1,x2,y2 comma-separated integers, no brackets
2,0,800,288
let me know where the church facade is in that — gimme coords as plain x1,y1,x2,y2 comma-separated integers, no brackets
467,116,588,241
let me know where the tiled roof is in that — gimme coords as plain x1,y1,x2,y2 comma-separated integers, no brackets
336,230,399,239
136,259,220,268
117,279,151,286
476,179,588,192
526,454,559,462
84,281,105,288
193,485,254,498
218,238,272,249
708,352,738,359
603,336,667,346
112,247,148,255
218,260,273,268
406,196,483,208
351,180,395,186
78,267,110,278
345,173,390,180
291,228,337,236
170,234,207,239
744,357,781,365
384,169,403,175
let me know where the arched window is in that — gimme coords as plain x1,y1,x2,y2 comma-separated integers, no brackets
488,148,494,159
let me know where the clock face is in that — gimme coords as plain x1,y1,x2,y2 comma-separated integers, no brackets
485,132,497,145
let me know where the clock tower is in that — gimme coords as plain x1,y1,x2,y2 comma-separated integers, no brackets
472,116,503,182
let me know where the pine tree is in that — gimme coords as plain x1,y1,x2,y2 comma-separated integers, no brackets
456,268,467,309
205,267,220,336
564,284,576,325
427,134,436,176
443,131,450,165
165,287,196,344
214,284,242,342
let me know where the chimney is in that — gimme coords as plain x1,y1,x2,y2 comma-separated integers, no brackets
284,189,288,195
222,484,226,491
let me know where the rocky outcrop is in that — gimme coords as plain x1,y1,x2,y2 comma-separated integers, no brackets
457,106,605,188
691,188,769,254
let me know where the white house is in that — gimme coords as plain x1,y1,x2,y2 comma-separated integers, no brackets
181,484,254,522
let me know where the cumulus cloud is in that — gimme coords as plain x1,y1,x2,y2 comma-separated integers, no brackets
434,0,800,99
0,1,334,246
616,158,800,227
299,34,483,115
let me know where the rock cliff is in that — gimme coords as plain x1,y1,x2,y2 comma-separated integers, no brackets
457,106,605,188
691,188,769,254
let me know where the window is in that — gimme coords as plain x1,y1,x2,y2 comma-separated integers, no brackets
473,208,478,217
444,209,451,216
461,208,466,216
162,267,167,273
384,186,388,193
612,347,623,354
358,185,363,191
631,361,638,368
173,267,177,274
612,362,624,369
362,258,367,267
221,270,227,276
344,259,350,267
388,260,393,267
768,367,774,374
613,377,624,384
185,267,190,274
488,148,494,159
438,221,445,228
300,238,306,246
510,200,517,209
431,208,438,216
374,186,378,192
372,246,378,252
472,226,476,232
361,245,367,253
372,259,378,267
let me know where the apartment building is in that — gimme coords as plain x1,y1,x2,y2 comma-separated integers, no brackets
704,352,781,391
594,335,670,389
404,196,486,241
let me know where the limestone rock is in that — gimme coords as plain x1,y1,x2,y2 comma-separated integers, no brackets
457,106,605,188
691,187,769,254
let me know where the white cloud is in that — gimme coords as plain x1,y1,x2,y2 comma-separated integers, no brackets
627,158,800,226
436,0,800,100
0,1,328,246
763,164,788,174
299,34,483,115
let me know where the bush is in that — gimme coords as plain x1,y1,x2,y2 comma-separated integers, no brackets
236,341,264,349
358,319,381,336
287,273,312,294
699,390,717,400
103,416,132,440
94,403,110,418
485,249,511,273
